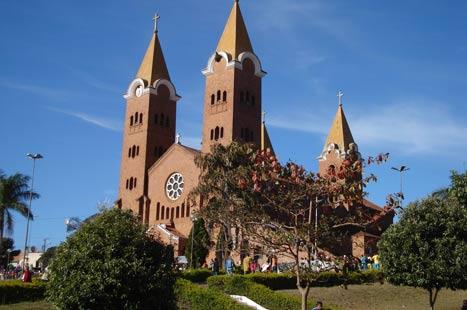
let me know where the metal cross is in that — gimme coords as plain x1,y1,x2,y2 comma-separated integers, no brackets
176,133,181,144
153,13,160,33
262,111,267,123
337,90,344,106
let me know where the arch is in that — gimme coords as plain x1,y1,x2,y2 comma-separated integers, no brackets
152,79,181,101
181,203,185,218
176,206,180,218
211,94,215,105
217,90,221,101
202,51,232,76
220,127,224,138
124,78,146,99
139,113,143,124
215,126,220,140
156,203,160,221
238,51,267,77
223,91,227,102
130,115,134,126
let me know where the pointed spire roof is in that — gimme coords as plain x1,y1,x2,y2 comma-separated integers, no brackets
216,0,254,60
324,103,355,152
136,31,170,85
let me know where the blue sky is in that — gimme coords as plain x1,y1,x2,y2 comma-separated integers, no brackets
1,0,466,250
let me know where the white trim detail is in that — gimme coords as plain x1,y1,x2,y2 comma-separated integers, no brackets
155,224,180,241
124,78,181,101
201,51,267,78
318,142,361,161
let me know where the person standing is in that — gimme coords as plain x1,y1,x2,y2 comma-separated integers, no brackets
372,254,380,270
225,255,234,275
242,255,251,274
22,266,31,283
213,258,220,275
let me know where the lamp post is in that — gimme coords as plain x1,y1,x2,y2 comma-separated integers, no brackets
391,165,409,207
22,153,43,270
190,214,197,269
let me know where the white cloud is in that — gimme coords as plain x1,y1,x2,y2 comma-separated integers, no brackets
0,80,68,100
65,66,121,94
47,107,122,132
268,100,467,156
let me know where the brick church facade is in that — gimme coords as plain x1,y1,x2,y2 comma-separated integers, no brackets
115,0,394,258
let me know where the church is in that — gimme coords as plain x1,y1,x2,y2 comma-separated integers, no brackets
115,0,394,258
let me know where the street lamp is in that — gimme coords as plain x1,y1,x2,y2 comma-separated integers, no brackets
190,214,197,269
22,153,43,270
391,165,409,207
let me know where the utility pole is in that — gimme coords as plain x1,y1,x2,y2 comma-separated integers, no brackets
391,165,410,208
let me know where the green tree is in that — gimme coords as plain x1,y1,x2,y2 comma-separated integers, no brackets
185,217,210,269
37,246,56,269
0,170,38,242
0,238,14,267
47,208,176,310
379,196,467,310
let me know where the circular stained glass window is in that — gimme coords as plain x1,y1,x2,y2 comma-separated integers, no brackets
166,172,184,200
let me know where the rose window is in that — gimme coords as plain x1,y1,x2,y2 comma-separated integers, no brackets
166,173,184,200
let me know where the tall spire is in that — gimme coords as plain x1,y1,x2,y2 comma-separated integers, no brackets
324,92,355,153
136,16,170,85
216,0,253,60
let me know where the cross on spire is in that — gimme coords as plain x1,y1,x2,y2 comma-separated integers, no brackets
153,13,160,33
337,90,344,106
175,133,181,144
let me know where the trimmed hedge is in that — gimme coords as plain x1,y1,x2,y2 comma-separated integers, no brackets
175,279,250,310
0,280,46,304
180,268,222,283
208,276,302,310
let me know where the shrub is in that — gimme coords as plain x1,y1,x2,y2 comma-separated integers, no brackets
180,269,213,283
175,279,249,310
0,280,46,304
244,272,296,290
47,209,176,310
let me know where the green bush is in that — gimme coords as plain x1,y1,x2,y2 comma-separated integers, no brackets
0,280,46,304
180,269,214,283
47,209,176,310
175,279,249,310
208,276,301,310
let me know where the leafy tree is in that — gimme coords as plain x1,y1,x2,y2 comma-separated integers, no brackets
185,217,210,269
0,170,38,243
37,246,56,268
379,196,467,310
47,208,176,310
191,142,393,310
0,238,14,267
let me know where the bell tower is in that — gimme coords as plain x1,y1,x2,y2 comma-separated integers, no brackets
117,16,180,219
201,0,267,153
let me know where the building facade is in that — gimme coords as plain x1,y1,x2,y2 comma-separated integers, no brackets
115,0,393,257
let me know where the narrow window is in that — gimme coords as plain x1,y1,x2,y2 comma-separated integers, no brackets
186,204,190,217
181,203,185,218
160,113,165,126
215,126,220,140
176,206,180,218
220,127,224,138
128,148,131,158
129,177,134,190
165,116,169,128
155,114,158,124
136,146,140,156
134,112,139,124
134,178,137,188
171,208,174,220
223,91,227,102
132,145,136,158
217,90,221,101
240,91,244,103
161,205,165,219
210,129,214,140
211,94,215,105
139,113,143,124
166,207,170,219
130,116,134,126
156,203,160,221
126,179,129,189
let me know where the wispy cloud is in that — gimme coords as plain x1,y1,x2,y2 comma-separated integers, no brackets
47,106,121,132
65,66,121,94
0,80,69,100
268,100,467,156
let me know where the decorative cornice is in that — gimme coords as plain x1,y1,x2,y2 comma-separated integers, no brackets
202,50,266,77
124,78,181,102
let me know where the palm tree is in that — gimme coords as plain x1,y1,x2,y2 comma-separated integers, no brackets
0,170,39,242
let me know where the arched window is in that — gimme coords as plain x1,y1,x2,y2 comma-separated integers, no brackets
240,91,244,103
215,126,220,140
128,148,131,158
166,207,170,219
161,205,165,219
217,90,221,101
132,145,136,158
211,94,215,105
223,91,227,102
129,177,134,190
181,203,185,218
134,112,139,124
186,204,190,217
220,127,224,138
155,114,158,124
134,178,137,188
160,113,165,126
170,208,174,220
176,206,180,218
210,129,214,140
156,203,160,221
130,116,134,126
139,113,143,124
126,179,129,189
165,116,169,128
136,146,140,156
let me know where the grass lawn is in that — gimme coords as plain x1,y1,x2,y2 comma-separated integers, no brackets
281,283,466,310
0,301,53,310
